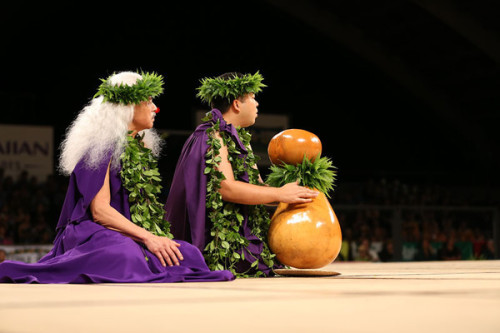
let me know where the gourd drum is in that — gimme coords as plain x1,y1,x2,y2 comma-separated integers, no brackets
267,129,342,269
267,129,322,166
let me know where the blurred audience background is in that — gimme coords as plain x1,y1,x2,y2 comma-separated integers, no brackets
0,167,497,263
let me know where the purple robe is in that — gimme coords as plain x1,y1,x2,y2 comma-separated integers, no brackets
165,109,277,276
0,150,234,283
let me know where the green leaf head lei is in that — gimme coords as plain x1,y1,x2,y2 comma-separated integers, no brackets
196,71,266,107
94,71,164,105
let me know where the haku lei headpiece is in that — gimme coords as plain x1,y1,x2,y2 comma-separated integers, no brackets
196,71,266,106
94,71,164,105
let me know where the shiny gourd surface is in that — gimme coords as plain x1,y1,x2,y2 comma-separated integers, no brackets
269,191,342,269
267,129,342,269
267,129,322,166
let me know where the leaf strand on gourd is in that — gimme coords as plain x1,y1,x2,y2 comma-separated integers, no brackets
266,154,337,198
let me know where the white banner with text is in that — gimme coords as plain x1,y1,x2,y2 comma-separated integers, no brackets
0,125,54,181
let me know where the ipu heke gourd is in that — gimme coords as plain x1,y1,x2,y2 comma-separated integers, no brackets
267,129,342,269
267,129,322,166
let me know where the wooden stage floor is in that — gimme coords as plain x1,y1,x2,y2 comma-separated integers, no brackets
1,260,499,333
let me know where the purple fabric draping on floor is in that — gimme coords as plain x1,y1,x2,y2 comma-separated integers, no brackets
0,151,234,283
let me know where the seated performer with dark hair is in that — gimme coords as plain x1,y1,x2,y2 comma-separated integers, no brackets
0,71,234,283
165,71,318,277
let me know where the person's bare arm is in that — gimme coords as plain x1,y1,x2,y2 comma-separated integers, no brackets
214,132,318,205
90,162,183,267
248,142,265,185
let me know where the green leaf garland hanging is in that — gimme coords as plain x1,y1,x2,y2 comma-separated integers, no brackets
202,114,275,278
120,133,172,238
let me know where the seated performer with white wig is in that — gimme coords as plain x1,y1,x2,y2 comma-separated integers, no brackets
0,71,234,283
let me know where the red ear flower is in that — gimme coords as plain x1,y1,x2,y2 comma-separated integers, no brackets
155,107,160,114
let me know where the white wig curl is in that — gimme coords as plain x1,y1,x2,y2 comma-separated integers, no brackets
59,71,163,175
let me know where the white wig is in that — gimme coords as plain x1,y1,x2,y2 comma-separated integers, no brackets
59,71,163,175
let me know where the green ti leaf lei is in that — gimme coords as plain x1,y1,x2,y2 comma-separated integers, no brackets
120,133,172,238
266,155,337,198
94,71,164,105
196,71,266,106
202,114,275,278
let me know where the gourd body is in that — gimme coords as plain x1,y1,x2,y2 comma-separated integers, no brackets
268,191,342,269
268,129,322,166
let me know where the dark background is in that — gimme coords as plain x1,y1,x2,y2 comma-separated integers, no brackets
2,0,500,191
